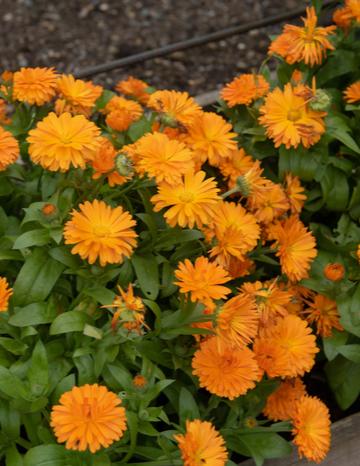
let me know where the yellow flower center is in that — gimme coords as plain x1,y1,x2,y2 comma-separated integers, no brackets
179,191,194,203
287,109,302,122
92,224,110,237
60,136,74,145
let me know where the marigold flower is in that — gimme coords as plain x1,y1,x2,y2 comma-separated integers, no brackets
304,294,343,338
50,384,127,453
268,7,336,67
253,337,289,378
0,127,19,171
91,137,130,187
357,244,360,262
226,256,255,279
42,203,57,217
104,96,143,132
216,293,259,348
134,132,194,183
292,395,331,463
186,112,237,166
28,112,101,171
174,419,228,466
151,171,220,229
174,256,231,308
132,375,148,388
249,181,290,224
284,173,306,214
259,83,326,149
116,76,150,104
63,200,137,267
148,90,202,128
56,74,103,116
0,99,10,125
0,277,13,312
13,67,58,105
192,336,261,399
333,6,352,30
263,378,307,421
218,148,255,189
270,216,317,282
323,263,345,282
343,81,360,104
221,74,270,107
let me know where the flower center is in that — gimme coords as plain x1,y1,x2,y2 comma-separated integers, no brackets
179,191,194,203
92,224,110,237
287,109,302,122
60,136,74,145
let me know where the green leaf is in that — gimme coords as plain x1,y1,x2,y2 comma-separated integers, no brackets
337,344,360,363
155,229,203,250
6,446,23,466
50,311,92,335
13,229,50,250
83,324,103,340
28,340,48,396
48,247,80,269
83,287,115,306
179,388,200,424
326,115,360,154
95,89,116,111
0,366,31,400
278,145,324,182
320,166,349,211
338,285,360,337
128,117,152,142
317,50,357,86
13,249,65,306
0,400,20,440
0,338,27,356
24,445,68,466
9,302,57,327
132,254,159,300
325,356,360,409
323,329,349,361
106,363,132,391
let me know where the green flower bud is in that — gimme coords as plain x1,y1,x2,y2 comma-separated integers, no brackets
236,176,250,196
115,153,133,177
310,89,331,111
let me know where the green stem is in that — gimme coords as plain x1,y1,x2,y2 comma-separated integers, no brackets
221,186,239,199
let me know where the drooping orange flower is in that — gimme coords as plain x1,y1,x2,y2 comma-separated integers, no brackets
263,378,307,421
0,277,13,312
116,76,151,104
207,201,260,267
55,74,103,116
323,263,345,282
218,148,255,189
304,294,343,337
148,90,202,127
0,127,19,171
104,96,143,132
174,256,231,308
186,112,237,166
151,171,220,229
221,74,270,107
13,67,58,105
91,137,129,187
216,293,259,348
192,336,261,399
259,83,326,149
63,200,137,267
104,284,146,334
284,173,307,214
268,7,336,67
50,384,127,453
292,395,331,463
270,216,317,282
134,132,194,183
343,81,360,104
174,419,228,466
27,112,101,171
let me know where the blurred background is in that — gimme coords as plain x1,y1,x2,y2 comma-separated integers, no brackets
1,0,300,94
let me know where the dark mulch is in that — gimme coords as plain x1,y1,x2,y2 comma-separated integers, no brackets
0,0,300,95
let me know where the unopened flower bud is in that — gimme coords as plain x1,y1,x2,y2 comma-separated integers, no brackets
115,153,133,177
159,113,178,128
310,89,331,111
236,176,250,196
41,203,57,217
133,374,148,389
323,263,345,282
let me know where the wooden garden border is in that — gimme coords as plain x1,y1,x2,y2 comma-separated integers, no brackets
239,411,360,466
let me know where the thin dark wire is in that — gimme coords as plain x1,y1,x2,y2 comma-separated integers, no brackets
74,0,338,79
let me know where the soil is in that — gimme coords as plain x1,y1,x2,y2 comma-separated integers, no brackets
0,0,301,95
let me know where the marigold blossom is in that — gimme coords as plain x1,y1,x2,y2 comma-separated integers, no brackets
323,263,345,282
192,336,261,399
56,74,103,116
148,90,202,127
104,96,143,132
28,112,101,171
292,395,331,463
304,294,343,337
133,375,148,388
63,200,137,267
0,127,19,171
343,81,360,104
91,137,129,187
151,171,220,229
116,76,151,104
284,173,307,214
50,384,127,453
175,419,228,466
263,378,307,421
221,74,270,107
0,277,13,312
13,67,58,105
218,148,255,189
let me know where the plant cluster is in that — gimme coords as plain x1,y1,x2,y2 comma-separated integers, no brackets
0,1,359,465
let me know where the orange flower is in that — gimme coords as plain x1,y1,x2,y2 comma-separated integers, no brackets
259,83,326,149
63,200,137,267
343,81,360,104
249,181,290,224
207,201,260,267
116,76,150,104
216,293,259,348
151,171,220,229
148,90,202,127
104,96,143,132
42,203,57,216
0,127,19,171
292,395,331,463
323,263,345,282
268,7,336,66
134,132,194,183
13,67,58,105
91,137,129,187
50,384,127,453
186,112,237,166
263,378,307,421
174,256,231,308
284,173,306,214
192,336,261,399
226,257,255,279
174,419,228,466
357,244,360,262
27,112,101,171
253,337,289,378
0,99,10,124
304,294,343,337
0,277,13,312
221,74,269,107
333,6,353,30
56,74,103,116
133,374,148,388
218,148,255,189
104,284,146,334
270,216,317,282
